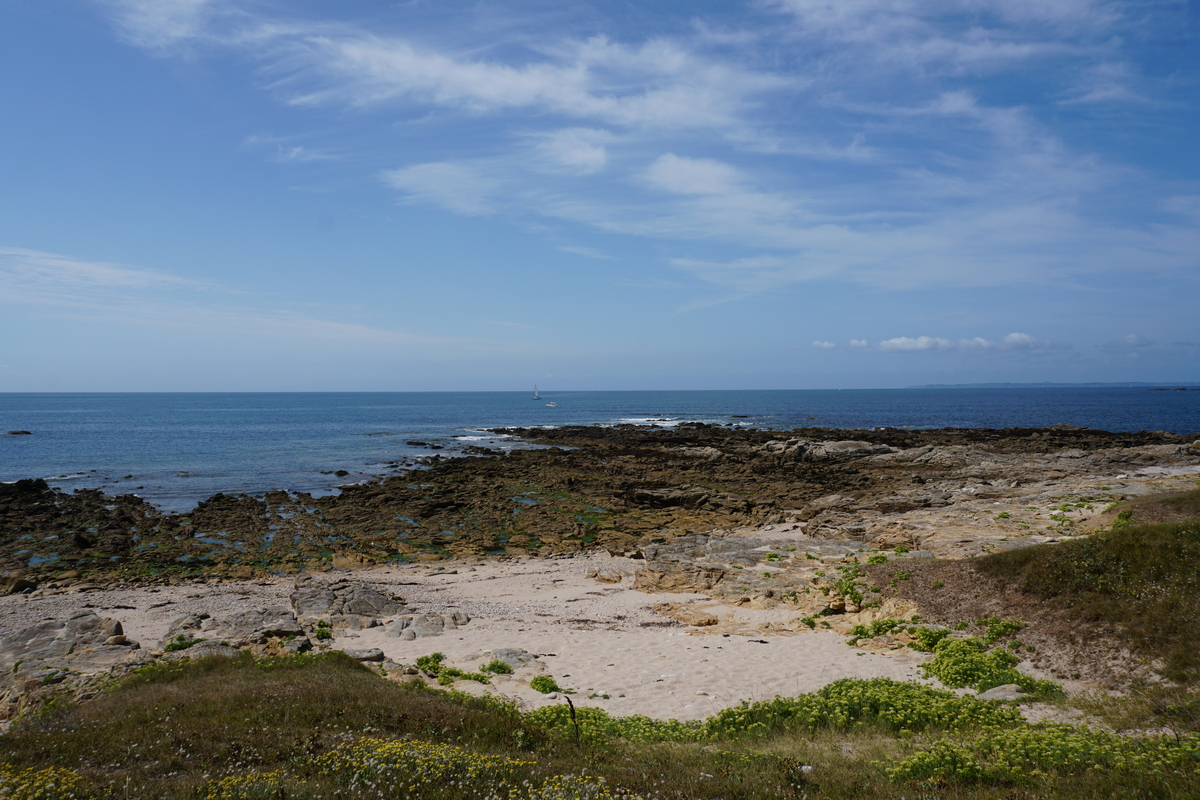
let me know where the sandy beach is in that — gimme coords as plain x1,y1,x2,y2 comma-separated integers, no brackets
0,551,934,721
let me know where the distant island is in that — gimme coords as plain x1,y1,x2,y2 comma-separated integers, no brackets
908,382,1195,389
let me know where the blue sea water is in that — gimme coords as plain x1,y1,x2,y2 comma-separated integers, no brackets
1,389,1196,513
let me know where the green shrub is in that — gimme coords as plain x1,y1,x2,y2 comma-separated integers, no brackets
886,723,1200,787
482,659,514,674
163,634,207,653
416,652,447,676
922,637,1061,699
530,675,562,694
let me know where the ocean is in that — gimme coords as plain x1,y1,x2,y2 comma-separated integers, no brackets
2,389,1196,512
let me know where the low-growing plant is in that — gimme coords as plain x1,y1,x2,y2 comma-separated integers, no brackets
0,763,86,799
163,634,208,652
530,675,563,694
482,659,514,675
847,618,904,645
866,554,889,564
922,637,1061,699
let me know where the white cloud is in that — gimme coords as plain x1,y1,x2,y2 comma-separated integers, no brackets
850,339,869,348
1101,333,1155,349
381,162,499,216
875,332,1052,352
643,154,744,196
0,246,214,294
532,128,612,175
287,33,785,132
812,340,837,349
102,0,220,49
558,245,616,260
879,336,955,352
0,244,468,347
1162,196,1200,226
1059,61,1144,104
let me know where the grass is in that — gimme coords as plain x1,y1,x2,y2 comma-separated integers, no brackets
976,509,1200,682
4,654,1200,799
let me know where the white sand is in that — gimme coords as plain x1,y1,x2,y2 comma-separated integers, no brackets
0,553,928,721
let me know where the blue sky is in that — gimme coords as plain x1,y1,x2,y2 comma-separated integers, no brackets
1,0,1197,391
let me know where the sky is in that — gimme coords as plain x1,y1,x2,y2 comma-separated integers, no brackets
1,0,1198,391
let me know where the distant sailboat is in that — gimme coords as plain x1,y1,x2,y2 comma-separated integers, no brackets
533,385,541,400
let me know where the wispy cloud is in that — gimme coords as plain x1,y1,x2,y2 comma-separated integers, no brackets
381,162,501,216
101,0,222,50
95,0,1199,306
874,332,1056,352
812,340,837,349
1100,333,1155,349
0,246,218,295
557,245,616,260
529,128,613,175
0,245,463,347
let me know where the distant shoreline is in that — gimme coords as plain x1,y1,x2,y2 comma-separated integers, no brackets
907,382,1197,389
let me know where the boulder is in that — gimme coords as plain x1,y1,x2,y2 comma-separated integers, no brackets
161,606,304,650
587,568,624,584
977,684,1028,702
485,648,537,669
2,577,37,595
342,648,385,662
163,641,242,661
383,608,471,639
290,575,407,627
654,603,719,627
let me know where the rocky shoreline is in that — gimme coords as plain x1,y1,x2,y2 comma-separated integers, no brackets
2,424,1198,585
1,423,1199,726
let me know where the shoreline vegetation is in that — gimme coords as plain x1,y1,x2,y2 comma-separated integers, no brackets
2,423,1200,798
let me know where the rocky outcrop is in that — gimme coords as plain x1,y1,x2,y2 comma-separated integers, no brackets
2,425,1196,577
0,611,148,722
290,575,407,629
160,606,304,651
653,602,719,627
383,609,470,640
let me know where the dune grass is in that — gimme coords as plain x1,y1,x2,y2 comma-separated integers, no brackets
976,490,1200,683
2,652,1200,799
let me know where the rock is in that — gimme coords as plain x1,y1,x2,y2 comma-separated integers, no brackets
6,430,32,435
163,641,241,661
161,606,304,650
588,568,624,584
486,648,537,668
343,648,385,662
290,575,407,627
2,577,36,595
0,610,149,718
977,684,1028,701
634,563,726,593
383,610,470,639
1191,440,1200,455
654,603,719,626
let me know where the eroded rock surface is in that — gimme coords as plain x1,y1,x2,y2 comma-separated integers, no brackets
0,610,148,722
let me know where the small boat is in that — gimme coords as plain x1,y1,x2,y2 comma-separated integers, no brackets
545,402,558,407
533,385,541,400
